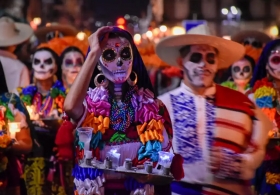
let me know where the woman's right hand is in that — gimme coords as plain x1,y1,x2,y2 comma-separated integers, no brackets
88,26,113,57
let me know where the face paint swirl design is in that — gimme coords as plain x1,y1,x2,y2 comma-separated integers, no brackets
99,37,133,84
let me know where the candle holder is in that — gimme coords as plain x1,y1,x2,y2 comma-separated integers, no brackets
8,122,20,140
124,158,132,170
76,127,93,166
158,151,174,176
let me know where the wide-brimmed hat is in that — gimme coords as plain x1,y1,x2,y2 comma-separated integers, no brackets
231,30,272,43
0,17,33,47
156,24,245,69
35,24,78,43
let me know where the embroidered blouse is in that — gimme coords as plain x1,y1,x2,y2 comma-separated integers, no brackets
159,82,271,195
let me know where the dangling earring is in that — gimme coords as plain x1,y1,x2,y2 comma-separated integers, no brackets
94,73,109,88
127,71,138,86
97,64,102,71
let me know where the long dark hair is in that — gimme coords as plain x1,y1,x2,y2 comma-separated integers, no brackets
0,61,8,93
250,39,280,87
60,46,85,61
87,27,154,97
31,47,62,82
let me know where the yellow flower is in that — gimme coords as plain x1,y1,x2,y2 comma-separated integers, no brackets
254,86,276,99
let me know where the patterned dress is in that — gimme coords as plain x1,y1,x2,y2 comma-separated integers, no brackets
18,82,73,195
73,85,173,195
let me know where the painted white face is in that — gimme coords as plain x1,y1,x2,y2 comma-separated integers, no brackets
62,51,84,87
99,37,133,84
182,44,218,87
231,59,252,86
32,50,56,80
267,46,280,80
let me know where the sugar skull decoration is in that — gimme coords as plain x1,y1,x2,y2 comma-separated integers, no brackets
231,56,254,86
45,37,89,89
61,47,85,88
222,55,255,93
181,45,218,88
98,34,134,84
32,48,58,81
266,46,280,80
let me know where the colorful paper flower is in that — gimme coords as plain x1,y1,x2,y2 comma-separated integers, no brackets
256,96,273,108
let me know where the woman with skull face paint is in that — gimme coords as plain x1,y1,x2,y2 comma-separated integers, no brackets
60,47,85,89
62,26,173,195
249,39,280,195
221,55,255,94
44,36,89,91
17,43,70,195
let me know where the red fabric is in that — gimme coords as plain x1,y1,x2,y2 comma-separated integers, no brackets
55,120,76,159
170,153,184,180
215,85,255,117
125,125,139,140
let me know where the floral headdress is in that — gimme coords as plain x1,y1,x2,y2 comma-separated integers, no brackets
47,36,89,56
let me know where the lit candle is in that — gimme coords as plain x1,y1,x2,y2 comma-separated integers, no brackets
26,105,38,120
8,122,21,139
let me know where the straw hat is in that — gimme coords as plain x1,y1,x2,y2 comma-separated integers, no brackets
0,17,33,47
156,24,245,69
231,30,272,44
35,24,78,43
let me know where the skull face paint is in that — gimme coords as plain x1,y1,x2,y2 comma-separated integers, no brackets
62,50,84,87
267,46,280,80
182,45,218,87
32,50,57,80
231,58,252,86
99,37,133,84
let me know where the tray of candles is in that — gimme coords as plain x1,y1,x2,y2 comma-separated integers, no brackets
79,151,174,185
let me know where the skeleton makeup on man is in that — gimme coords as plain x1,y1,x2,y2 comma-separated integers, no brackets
231,55,254,86
32,48,58,81
61,47,84,88
99,34,133,84
267,45,280,80
180,44,218,88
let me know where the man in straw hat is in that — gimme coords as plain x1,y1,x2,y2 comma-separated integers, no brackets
156,24,272,195
0,16,33,92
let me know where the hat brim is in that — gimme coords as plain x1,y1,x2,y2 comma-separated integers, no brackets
231,30,272,43
155,34,245,69
35,25,78,43
0,22,33,47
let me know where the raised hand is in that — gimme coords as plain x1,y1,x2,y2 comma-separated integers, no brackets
88,26,113,57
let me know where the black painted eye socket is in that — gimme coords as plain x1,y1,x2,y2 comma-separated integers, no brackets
34,58,40,65
120,47,131,60
44,58,53,65
233,66,241,73
102,49,117,62
243,66,251,73
190,53,202,63
206,53,216,64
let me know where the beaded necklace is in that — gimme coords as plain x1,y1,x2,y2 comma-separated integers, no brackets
109,86,136,132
